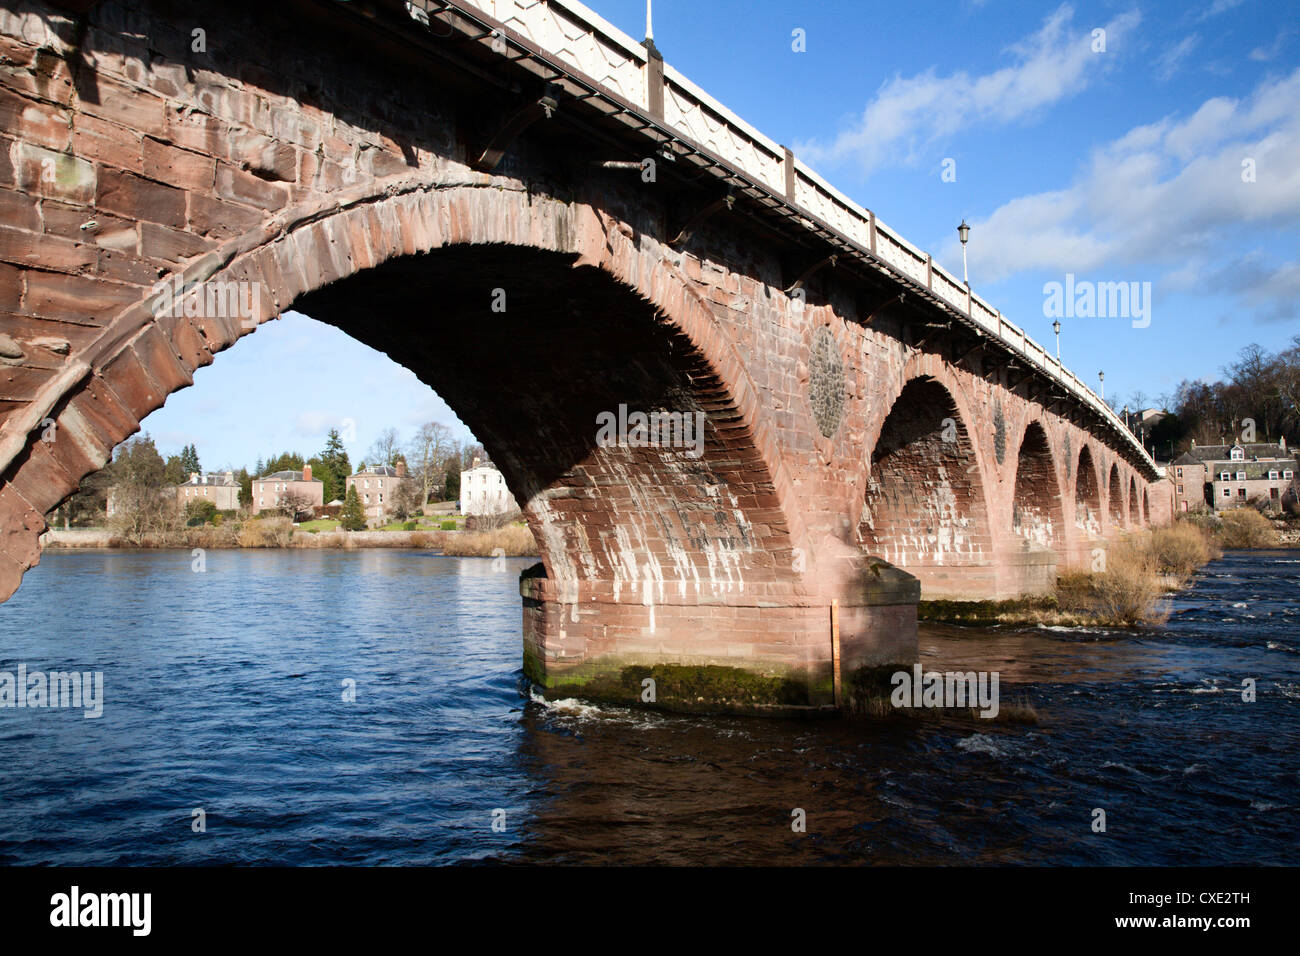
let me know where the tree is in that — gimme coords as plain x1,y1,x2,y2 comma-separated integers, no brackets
407,422,455,507
366,428,402,469
340,485,367,531
278,488,314,522
180,443,201,477
163,454,185,486
261,452,305,476
392,475,422,519
185,499,218,525
106,435,180,543
442,448,462,502
237,468,253,509
310,428,352,503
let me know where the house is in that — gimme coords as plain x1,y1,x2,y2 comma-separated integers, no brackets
176,471,240,511
253,464,323,515
1170,439,1296,513
345,460,406,520
460,458,517,515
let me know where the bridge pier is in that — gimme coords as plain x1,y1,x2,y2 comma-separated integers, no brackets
520,555,919,713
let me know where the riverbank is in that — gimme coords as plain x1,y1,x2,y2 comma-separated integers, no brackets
39,521,540,557
919,514,1295,628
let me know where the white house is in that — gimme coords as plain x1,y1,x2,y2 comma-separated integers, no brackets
460,458,516,515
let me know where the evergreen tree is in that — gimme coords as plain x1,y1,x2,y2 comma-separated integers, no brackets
179,443,200,476
163,454,185,486
312,428,351,503
340,485,367,531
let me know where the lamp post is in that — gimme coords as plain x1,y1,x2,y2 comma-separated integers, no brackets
1053,318,1061,361
1099,370,1105,401
958,219,970,285
646,0,653,41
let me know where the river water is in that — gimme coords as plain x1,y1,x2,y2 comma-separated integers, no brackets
0,548,1295,865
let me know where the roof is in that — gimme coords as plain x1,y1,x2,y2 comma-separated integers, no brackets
179,473,237,486
1172,443,1290,465
1211,462,1295,481
258,470,321,482
351,465,401,477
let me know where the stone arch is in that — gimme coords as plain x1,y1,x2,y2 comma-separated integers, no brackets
1011,420,1064,547
1143,487,1151,525
1075,444,1102,534
1107,463,1124,529
1128,475,1139,527
0,181,803,610
858,375,994,598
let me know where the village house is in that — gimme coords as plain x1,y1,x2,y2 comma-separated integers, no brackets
1171,439,1296,513
460,458,518,516
176,471,240,511
253,465,323,514
345,460,406,520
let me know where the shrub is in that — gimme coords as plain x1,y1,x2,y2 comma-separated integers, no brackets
1217,508,1279,548
185,499,219,525
402,520,417,531
1149,521,1219,577
440,520,457,531
1091,539,1167,626
439,523,538,557
238,516,293,548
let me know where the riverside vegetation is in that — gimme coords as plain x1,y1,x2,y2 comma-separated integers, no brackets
920,512,1281,629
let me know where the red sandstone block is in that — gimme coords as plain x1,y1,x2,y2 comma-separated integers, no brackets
156,312,214,374
96,168,186,229
185,193,263,240
165,106,228,157
65,373,138,449
42,200,135,251
0,222,95,274
142,138,216,192
139,221,209,263
95,246,161,287
214,164,287,212
0,484,45,571
131,323,192,394
0,363,56,402
0,87,71,151
227,130,297,184
99,343,165,420
21,271,137,324
78,74,167,138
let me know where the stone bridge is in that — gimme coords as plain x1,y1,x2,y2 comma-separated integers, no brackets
0,0,1169,708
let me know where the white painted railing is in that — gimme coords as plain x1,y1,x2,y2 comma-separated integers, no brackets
446,0,1154,469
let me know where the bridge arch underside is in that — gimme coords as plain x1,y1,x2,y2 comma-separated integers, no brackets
1075,445,1103,536
1108,464,1125,529
296,244,820,688
859,377,995,599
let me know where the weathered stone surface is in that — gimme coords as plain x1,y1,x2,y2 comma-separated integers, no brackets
0,0,1170,707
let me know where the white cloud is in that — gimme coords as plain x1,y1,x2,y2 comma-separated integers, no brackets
1155,34,1200,81
946,68,1300,322
796,5,1139,176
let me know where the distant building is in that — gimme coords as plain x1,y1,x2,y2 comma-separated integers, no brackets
460,458,516,516
345,460,406,520
176,471,240,511
1170,439,1295,513
253,465,323,514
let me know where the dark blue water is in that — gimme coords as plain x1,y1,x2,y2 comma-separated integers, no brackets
0,548,1296,865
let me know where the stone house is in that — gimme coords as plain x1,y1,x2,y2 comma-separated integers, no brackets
345,460,406,520
1171,440,1296,513
176,471,240,512
460,458,517,516
253,465,323,515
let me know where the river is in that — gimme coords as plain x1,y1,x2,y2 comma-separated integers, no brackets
0,548,1295,865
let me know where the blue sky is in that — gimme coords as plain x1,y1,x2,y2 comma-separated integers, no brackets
140,0,1299,471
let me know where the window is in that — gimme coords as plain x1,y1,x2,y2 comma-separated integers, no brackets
1271,488,1280,500
1269,471,1279,481
1222,488,1230,498
1238,488,1246,498
1220,472,1230,481
1176,467,1183,478
1286,470,1294,479
1236,471,1246,481
1177,484,1184,494
1231,447,1244,461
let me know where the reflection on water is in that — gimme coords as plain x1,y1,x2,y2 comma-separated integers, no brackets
0,548,1295,865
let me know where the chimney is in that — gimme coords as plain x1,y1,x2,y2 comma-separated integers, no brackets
190,471,199,483
396,459,407,478
303,464,312,482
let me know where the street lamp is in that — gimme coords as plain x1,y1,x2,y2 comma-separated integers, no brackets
1052,319,1061,361
958,219,970,285
1098,370,1105,400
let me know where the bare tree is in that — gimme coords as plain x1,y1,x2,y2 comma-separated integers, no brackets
365,428,402,469
278,488,315,522
407,421,453,508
